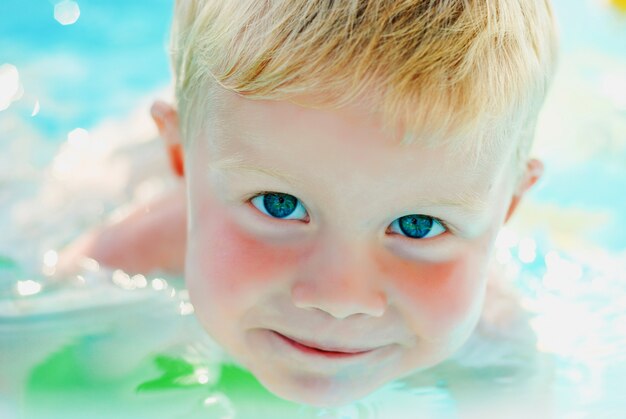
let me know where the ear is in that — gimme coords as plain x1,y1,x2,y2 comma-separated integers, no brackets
504,158,543,224
150,100,184,177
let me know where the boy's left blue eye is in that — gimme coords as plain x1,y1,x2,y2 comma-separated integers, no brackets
248,192,447,240
388,215,446,239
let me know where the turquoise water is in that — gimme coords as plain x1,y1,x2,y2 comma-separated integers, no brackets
1,1,625,418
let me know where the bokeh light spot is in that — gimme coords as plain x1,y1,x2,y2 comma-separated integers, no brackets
0,63,21,111
54,0,81,26
16,280,43,297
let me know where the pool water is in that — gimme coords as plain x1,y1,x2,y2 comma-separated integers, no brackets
1,0,626,418
2,241,623,418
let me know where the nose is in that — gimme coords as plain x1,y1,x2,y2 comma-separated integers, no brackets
291,236,387,319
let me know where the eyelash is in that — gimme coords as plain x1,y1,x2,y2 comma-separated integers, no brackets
246,191,450,241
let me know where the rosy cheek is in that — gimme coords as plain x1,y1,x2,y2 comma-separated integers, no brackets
375,249,486,334
194,210,307,297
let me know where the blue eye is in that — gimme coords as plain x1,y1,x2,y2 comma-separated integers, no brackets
388,215,447,239
250,192,309,221
249,192,447,240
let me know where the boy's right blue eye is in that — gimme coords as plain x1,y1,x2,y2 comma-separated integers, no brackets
250,192,309,221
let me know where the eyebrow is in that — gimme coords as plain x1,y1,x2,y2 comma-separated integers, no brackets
209,156,488,214
209,155,302,184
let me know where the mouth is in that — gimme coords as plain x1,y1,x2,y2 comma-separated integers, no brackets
271,331,377,358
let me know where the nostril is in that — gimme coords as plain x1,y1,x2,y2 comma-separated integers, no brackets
291,281,387,319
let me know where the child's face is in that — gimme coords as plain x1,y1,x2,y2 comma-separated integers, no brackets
182,89,524,407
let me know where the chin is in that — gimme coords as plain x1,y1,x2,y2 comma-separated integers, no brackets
255,370,381,408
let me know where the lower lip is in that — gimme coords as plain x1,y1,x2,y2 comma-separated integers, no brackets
271,331,375,359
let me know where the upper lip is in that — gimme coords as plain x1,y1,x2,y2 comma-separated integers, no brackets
274,331,380,353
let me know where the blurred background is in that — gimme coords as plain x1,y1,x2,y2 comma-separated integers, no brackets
1,0,176,267
1,0,625,417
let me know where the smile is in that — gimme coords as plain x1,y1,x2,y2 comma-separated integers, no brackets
271,331,377,358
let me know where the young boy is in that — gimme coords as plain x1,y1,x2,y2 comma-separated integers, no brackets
60,0,559,407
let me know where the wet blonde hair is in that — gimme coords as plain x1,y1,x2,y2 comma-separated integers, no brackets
169,0,559,181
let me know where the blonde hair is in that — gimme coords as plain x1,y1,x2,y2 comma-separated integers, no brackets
169,0,559,180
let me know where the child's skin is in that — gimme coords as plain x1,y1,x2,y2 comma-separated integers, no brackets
60,87,542,407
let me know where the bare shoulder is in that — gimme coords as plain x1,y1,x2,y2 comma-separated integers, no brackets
479,263,532,339
58,184,187,276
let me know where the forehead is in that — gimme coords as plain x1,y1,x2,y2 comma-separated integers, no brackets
203,89,514,210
